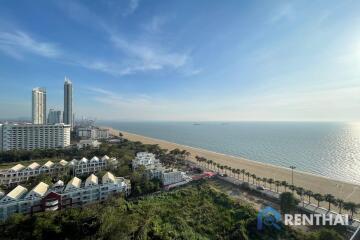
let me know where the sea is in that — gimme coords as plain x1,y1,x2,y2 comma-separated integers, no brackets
100,121,360,185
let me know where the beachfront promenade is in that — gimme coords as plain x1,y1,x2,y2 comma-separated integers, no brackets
216,174,360,231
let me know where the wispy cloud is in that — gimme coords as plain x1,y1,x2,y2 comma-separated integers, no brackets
143,16,167,33
55,1,194,76
269,4,295,24
0,31,61,59
123,0,140,16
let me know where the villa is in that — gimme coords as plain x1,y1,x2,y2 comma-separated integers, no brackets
0,172,130,221
0,155,118,186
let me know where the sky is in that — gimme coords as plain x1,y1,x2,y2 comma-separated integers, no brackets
0,0,360,122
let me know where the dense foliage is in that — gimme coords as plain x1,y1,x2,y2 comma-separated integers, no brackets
279,192,299,214
1,181,311,240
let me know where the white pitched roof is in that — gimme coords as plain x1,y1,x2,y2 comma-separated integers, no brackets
53,180,64,187
11,164,25,172
59,159,68,166
70,159,78,165
7,185,27,200
43,161,54,168
80,157,88,163
102,172,116,183
101,155,110,160
27,162,40,170
85,174,98,187
90,156,99,162
28,182,49,197
66,177,82,190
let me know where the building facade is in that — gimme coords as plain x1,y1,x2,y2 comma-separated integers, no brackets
0,155,117,186
48,109,63,124
0,160,69,186
0,172,131,221
63,78,73,127
32,87,47,124
132,152,188,186
76,127,109,140
69,155,118,176
0,123,71,151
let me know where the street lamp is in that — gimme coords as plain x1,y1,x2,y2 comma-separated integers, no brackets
290,165,296,185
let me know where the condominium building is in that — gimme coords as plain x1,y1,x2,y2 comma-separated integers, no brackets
132,152,160,169
132,152,188,186
48,109,63,124
63,78,73,127
162,170,187,186
0,172,131,221
0,123,71,151
69,155,118,176
76,139,101,149
32,87,47,124
0,160,69,186
76,127,109,140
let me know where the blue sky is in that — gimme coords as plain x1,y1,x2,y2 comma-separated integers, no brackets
0,0,359,121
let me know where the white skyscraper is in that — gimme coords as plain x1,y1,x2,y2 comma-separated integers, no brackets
48,109,63,124
32,87,47,124
63,77,73,127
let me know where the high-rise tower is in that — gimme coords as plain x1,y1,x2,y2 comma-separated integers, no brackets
63,77,73,127
32,87,47,124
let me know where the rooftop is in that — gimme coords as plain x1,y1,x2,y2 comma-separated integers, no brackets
7,185,27,200
11,164,25,172
29,182,49,197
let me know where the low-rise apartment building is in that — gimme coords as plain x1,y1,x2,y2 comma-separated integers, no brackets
0,155,117,186
76,127,109,140
69,155,118,176
0,172,130,221
132,152,189,187
0,160,68,186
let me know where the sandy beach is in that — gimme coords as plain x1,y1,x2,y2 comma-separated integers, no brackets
105,127,360,205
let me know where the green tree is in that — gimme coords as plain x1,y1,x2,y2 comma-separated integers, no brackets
279,192,299,214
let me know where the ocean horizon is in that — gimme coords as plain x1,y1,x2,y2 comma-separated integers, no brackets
100,121,360,185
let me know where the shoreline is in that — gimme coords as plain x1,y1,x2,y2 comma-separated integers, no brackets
104,126,360,204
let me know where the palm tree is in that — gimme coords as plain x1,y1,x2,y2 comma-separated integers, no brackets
324,194,336,211
281,181,288,192
216,163,221,173
219,165,224,174
344,202,358,220
245,172,251,182
304,190,313,204
236,169,241,179
274,180,281,193
336,199,344,214
289,184,296,193
240,169,246,181
262,177,267,188
256,177,261,186
267,178,274,191
212,162,217,171
207,160,213,169
224,165,228,175
313,193,324,208
232,168,236,178
251,174,256,184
